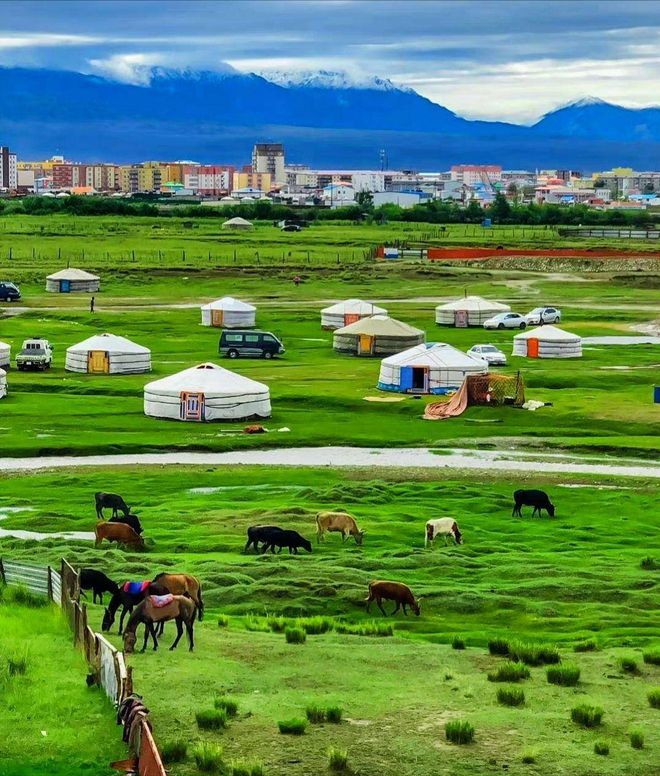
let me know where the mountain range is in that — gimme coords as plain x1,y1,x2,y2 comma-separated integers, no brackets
1,66,659,170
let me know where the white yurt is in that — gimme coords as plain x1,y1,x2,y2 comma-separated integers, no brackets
65,333,152,374
320,299,387,330
200,297,257,328
144,362,271,422
222,216,254,230
0,368,6,399
435,295,511,327
513,325,582,359
46,268,100,293
333,315,425,356
0,340,10,369
378,343,488,394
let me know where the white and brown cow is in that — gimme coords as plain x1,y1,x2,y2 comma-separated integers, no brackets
315,511,364,545
425,518,463,547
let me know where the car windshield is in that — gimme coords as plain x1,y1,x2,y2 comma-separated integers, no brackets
481,346,498,352
529,308,542,314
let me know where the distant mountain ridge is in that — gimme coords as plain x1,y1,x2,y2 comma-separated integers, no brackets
0,66,658,169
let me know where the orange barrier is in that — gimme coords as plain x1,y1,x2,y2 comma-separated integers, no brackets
427,247,660,260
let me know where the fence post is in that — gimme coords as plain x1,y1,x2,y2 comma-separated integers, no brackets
47,566,53,602
0,558,5,586
60,558,65,607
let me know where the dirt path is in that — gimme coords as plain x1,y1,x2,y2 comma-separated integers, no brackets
0,447,657,479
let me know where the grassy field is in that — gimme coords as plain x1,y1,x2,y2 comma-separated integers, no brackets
0,592,125,776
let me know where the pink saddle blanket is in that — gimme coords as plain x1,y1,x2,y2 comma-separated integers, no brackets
149,594,174,608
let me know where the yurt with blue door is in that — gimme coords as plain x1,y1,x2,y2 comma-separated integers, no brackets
378,343,488,394
46,268,100,293
144,362,271,422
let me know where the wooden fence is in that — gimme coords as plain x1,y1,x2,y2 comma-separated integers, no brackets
1,557,166,776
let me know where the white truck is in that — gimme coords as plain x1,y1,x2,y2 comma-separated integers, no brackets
15,338,53,371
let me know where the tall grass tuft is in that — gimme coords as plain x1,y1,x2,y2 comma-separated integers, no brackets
488,638,510,656
594,740,610,756
643,649,660,666
161,740,187,764
214,696,239,717
451,635,466,650
326,705,342,724
619,656,639,674
267,616,289,633
488,661,530,683
647,687,660,709
521,748,538,764
278,718,307,735
298,616,334,635
509,641,560,666
335,621,393,637
640,556,657,570
328,747,349,772
445,720,475,745
196,708,228,730
7,653,28,676
192,742,224,773
574,639,597,653
547,664,580,687
306,704,326,723
285,627,306,644
217,615,229,628
629,728,644,749
230,760,263,776
571,704,604,728
497,687,525,707
244,617,269,633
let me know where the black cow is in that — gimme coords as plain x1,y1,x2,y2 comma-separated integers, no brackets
512,489,555,518
244,525,284,553
261,528,313,555
95,492,131,519
79,569,119,605
109,513,143,535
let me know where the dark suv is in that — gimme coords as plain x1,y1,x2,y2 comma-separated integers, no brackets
219,330,285,359
0,282,21,302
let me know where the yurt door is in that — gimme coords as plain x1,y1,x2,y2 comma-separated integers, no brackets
60,279,71,293
527,338,540,358
399,366,414,392
88,350,109,373
344,313,360,326
211,309,224,327
454,310,468,328
358,334,374,355
180,392,205,421
411,367,428,393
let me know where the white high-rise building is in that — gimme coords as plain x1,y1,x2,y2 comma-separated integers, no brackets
0,146,17,190
252,143,285,186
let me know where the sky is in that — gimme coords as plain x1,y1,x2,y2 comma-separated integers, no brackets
1,0,659,123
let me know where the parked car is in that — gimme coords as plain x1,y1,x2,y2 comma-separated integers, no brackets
467,344,507,366
483,312,527,330
525,306,561,325
0,281,21,302
219,330,285,359
16,338,53,371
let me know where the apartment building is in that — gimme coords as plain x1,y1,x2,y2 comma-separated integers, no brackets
232,171,272,192
450,165,502,186
52,163,119,191
119,162,166,194
184,165,235,196
0,146,18,190
252,143,285,186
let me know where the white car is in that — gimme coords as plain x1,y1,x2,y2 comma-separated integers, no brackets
483,312,527,330
467,344,507,366
525,306,561,325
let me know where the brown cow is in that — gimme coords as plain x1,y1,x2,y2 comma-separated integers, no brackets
365,580,421,616
316,511,364,545
95,521,145,550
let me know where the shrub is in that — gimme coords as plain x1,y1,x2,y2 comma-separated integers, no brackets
642,649,660,666
488,661,530,683
629,728,644,749
594,740,610,756
497,687,525,707
299,616,334,635
452,636,466,650
571,704,604,728
161,740,187,764
574,639,597,653
278,718,307,735
217,615,229,628
196,708,228,731
326,705,342,724
445,720,475,745
521,748,537,764
488,638,510,656
7,654,28,676
335,621,393,637
8,585,48,608
192,742,224,773
285,627,306,644
267,616,288,633
547,664,580,687
328,747,348,772
214,696,239,717
619,656,639,675
647,687,660,709
306,704,326,723
640,556,657,570
509,642,560,666
231,761,263,776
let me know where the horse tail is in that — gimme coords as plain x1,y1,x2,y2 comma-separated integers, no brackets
196,581,204,621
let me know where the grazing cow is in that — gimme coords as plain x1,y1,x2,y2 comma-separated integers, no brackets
94,521,145,550
95,492,131,520
316,511,364,545
244,525,284,553
365,580,421,617
79,569,119,605
512,489,555,518
425,518,463,547
109,513,143,535
260,528,312,555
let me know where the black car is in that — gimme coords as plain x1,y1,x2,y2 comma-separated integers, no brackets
0,282,21,302
219,330,285,359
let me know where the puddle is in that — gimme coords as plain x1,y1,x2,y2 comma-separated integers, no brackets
558,484,631,490
0,507,94,542
188,485,302,494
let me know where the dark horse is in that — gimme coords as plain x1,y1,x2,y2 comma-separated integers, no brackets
102,581,167,634
123,595,196,654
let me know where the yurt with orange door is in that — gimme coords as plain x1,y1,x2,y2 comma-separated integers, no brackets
513,325,582,358
333,315,424,356
65,333,151,374
320,299,387,330
200,297,256,328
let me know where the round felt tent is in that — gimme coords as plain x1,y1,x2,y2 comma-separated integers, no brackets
378,343,488,394
320,299,387,330
65,333,152,374
435,295,510,327
222,216,254,230
0,340,10,369
333,315,425,357
0,368,6,399
513,324,582,359
200,297,256,328
46,268,100,293
144,362,271,422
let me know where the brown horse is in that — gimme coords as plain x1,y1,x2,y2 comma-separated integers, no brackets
152,573,204,620
123,595,196,653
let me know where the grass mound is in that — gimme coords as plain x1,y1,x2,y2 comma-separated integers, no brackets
497,687,525,707
629,728,644,749
278,718,307,735
642,649,660,666
619,656,639,674
445,720,475,745
571,704,604,728
488,661,530,682
285,626,307,644
488,638,510,656
594,740,610,756
546,664,580,686
451,635,466,650
574,639,597,652
214,696,239,717
192,742,224,773
161,740,187,764
328,747,349,772
648,687,660,709
196,708,228,730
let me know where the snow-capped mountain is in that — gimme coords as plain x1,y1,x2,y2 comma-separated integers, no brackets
261,69,412,92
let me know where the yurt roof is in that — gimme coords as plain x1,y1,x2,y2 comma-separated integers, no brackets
514,324,581,341
145,362,268,396
201,296,256,312
67,333,150,354
381,343,488,369
222,216,253,226
0,340,9,351
335,314,423,337
435,295,510,312
322,298,387,315
47,267,100,281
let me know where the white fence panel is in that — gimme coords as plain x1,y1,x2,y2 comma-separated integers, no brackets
97,633,120,705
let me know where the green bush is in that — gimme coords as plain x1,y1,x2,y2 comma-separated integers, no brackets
285,627,306,644
298,616,334,635
214,696,239,717
161,740,187,764
217,615,229,628
574,639,597,653
445,720,475,745
488,638,510,656
497,687,525,707
196,708,228,730
594,740,610,756
509,642,560,666
619,656,639,674
192,742,225,773
629,728,644,749
547,664,580,687
328,747,348,772
230,761,263,776
521,748,537,764
451,636,466,650
326,705,342,724
306,704,326,723
571,704,604,728
642,649,660,666
647,687,660,709
278,718,307,735
488,661,530,683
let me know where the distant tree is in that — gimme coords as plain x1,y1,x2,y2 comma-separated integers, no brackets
355,190,374,211
593,178,606,188
490,191,512,222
